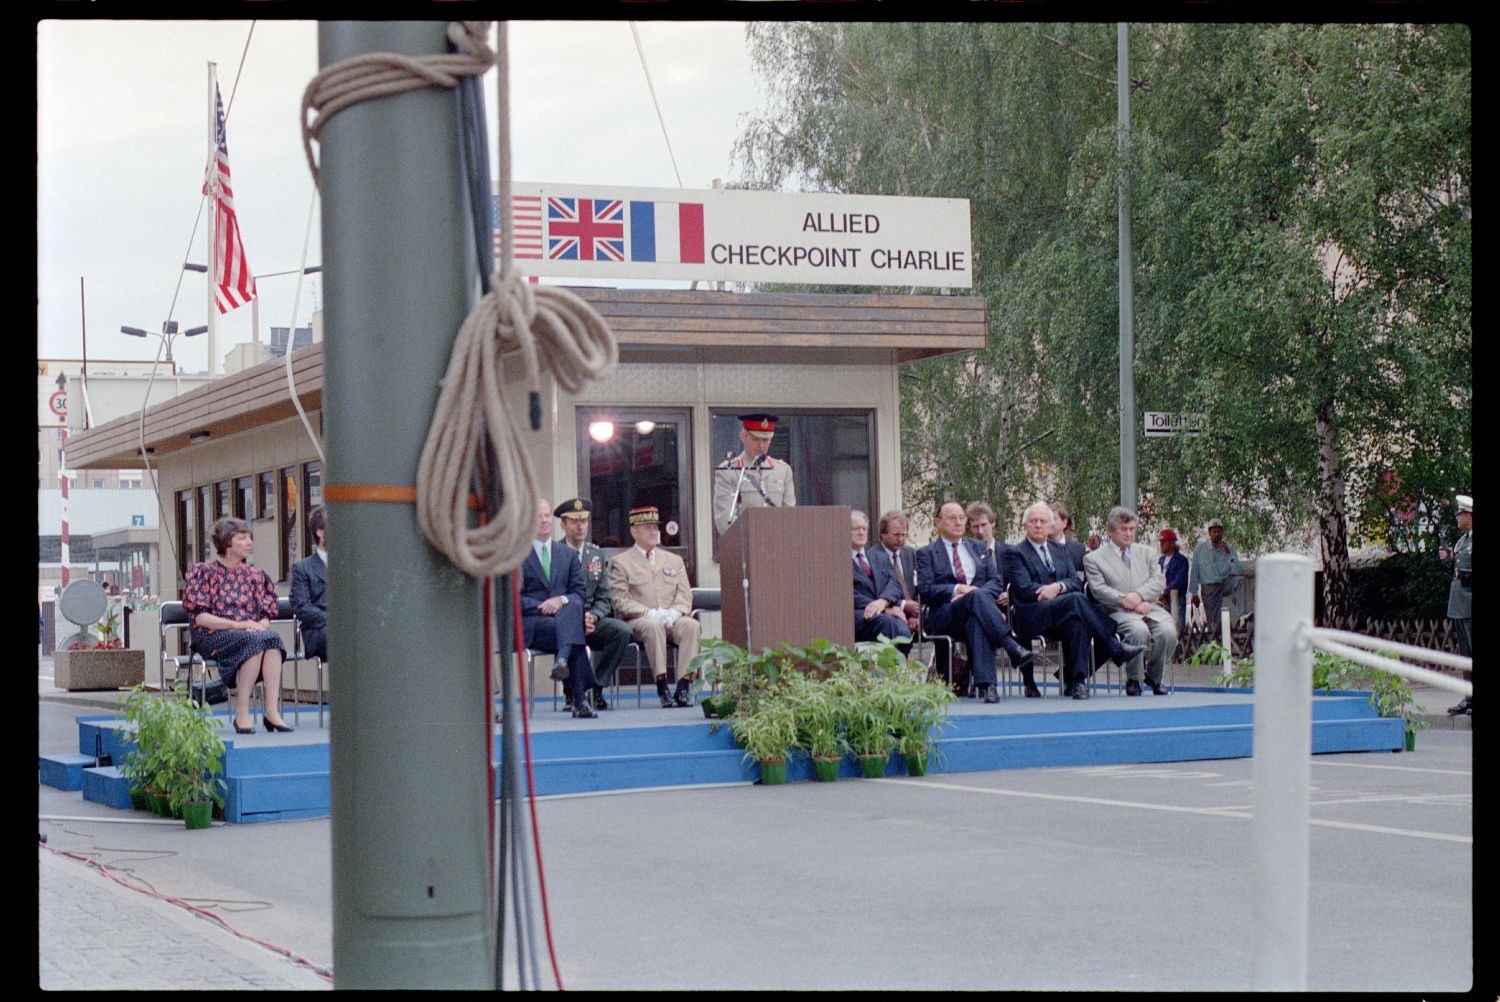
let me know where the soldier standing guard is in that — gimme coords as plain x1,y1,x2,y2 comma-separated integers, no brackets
712,412,797,534
1441,493,1472,715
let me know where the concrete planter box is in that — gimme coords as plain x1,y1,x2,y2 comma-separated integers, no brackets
54,649,146,691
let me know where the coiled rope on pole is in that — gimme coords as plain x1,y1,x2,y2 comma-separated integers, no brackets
301,21,495,186
300,21,617,579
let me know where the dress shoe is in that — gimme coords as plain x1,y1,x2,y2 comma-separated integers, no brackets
233,719,255,735
1148,678,1168,696
659,691,675,708
1125,678,1142,696
1071,678,1091,700
673,689,693,708
1447,696,1471,715
1023,683,1041,698
982,683,1000,704
1003,637,1036,672
563,693,574,711
571,700,597,719
591,687,611,711
263,717,295,733
1111,641,1146,666
549,660,570,682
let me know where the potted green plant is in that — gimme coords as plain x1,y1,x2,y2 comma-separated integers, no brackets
1369,668,1429,751
886,676,956,777
118,685,163,811
787,671,851,781
844,674,897,778
730,696,798,785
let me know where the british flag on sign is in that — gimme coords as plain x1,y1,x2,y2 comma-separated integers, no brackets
547,198,625,261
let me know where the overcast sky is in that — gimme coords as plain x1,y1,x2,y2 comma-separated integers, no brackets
37,20,762,374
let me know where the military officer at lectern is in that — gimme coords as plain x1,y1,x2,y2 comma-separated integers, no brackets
713,413,797,534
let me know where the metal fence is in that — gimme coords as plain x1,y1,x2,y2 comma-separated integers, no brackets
1249,554,1472,990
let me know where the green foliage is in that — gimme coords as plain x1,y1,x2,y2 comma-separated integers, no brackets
1349,552,1452,622
1187,646,1429,732
118,685,225,811
700,637,949,769
738,23,1471,597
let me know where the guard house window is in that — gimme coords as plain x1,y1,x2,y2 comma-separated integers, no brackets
234,476,253,520
280,466,299,581
709,409,876,533
301,462,323,556
576,406,694,577
257,471,276,521
196,485,212,563
176,490,194,583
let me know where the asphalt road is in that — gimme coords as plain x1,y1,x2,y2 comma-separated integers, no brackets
38,697,1472,992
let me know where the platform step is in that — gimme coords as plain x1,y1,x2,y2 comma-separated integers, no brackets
39,753,97,791
81,766,134,810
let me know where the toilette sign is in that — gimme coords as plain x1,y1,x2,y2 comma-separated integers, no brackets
494,182,972,288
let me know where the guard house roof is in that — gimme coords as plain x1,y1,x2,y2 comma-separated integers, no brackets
64,288,987,470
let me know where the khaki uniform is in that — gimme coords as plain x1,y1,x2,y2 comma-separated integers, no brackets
607,546,700,678
712,453,796,534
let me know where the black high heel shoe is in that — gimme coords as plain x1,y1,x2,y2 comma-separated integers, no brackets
233,719,255,735
263,716,295,733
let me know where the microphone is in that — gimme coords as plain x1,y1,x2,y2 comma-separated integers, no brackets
729,452,751,524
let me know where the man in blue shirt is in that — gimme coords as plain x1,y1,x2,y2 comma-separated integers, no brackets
1156,528,1190,636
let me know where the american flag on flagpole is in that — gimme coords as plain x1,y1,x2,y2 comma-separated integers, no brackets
204,84,256,313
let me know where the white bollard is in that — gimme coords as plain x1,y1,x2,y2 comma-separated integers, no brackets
1250,553,1312,990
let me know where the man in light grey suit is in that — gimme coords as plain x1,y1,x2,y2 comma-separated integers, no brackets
1084,506,1177,696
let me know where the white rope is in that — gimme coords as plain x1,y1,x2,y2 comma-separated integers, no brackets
301,21,617,579
1303,626,1473,673
1303,629,1473,697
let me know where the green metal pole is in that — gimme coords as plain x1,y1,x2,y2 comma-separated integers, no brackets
320,22,492,988
1117,22,1137,511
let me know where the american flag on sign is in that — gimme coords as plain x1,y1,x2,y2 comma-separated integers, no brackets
547,197,626,261
493,194,543,261
202,84,256,313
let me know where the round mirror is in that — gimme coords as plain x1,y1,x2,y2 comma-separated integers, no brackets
58,580,108,628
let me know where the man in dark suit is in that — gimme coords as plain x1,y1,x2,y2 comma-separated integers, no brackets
877,510,921,632
851,510,912,643
522,499,598,718
1007,501,1145,700
917,501,1034,703
289,504,328,660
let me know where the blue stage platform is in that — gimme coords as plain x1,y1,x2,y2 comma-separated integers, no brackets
44,687,1405,823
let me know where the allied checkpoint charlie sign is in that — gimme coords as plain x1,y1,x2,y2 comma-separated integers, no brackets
494,182,972,288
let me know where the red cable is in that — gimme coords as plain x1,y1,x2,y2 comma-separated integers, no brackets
510,572,566,991
482,576,496,913
40,841,334,984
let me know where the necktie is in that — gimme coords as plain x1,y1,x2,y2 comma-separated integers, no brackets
1040,543,1054,572
856,550,874,580
892,551,911,599
540,544,551,579
1121,547,1131,569
951,543,967,585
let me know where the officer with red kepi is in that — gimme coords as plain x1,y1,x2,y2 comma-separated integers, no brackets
713,412,796,534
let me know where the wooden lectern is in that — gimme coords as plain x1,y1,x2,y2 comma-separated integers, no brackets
719,505,854,651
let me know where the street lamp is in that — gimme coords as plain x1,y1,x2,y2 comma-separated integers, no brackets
120,320,207,364
184,263,322,365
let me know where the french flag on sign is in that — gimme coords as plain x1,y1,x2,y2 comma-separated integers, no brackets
630,201,705,263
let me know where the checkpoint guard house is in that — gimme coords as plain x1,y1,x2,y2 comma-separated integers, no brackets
64,183,986,613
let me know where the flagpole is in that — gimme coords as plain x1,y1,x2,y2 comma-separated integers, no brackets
206,61,220,376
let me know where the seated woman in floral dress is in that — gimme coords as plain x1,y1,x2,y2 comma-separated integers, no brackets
182,517,294,734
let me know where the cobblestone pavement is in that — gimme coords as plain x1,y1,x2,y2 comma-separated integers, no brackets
38,847,330,991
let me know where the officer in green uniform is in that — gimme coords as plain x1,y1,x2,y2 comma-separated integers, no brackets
1441,493,1472,715
713,413,797,535
554,497,632,711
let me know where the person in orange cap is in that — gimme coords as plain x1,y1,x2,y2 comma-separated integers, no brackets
1156,527,1189,635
